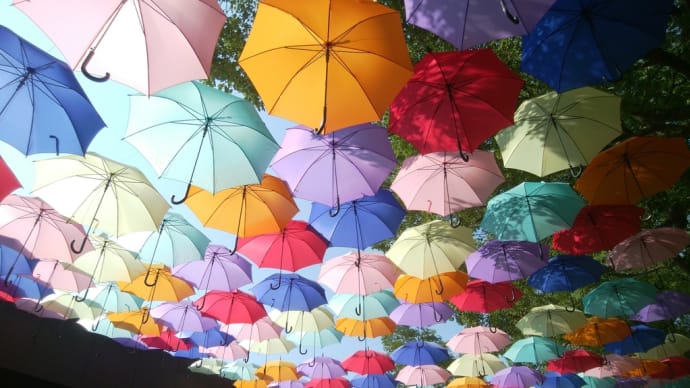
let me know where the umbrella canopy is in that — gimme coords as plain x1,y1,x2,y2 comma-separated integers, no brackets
503,336,566,364
284,327,343,351
0,157,20,201
496,87,622,177
107,307,162,336
270,123,396,208
237,220,328,272
150,300,217,334
256,360,299,382
194,289,267,325
394,271,468,303
390,301,455,328
334,317,396,339
350,373,397,388
39,292,102,320
450,280,522,313
304,378,348,388
447,353,507,377
239,0,413,133
120,265,195,302
404,0,557,50
0,243,35,282
528,255,607,293
224,316,282,346
480,181,585,242
297,356,346,379
0,25,105,156
244,335,296,355
273,306,335,335
583,354,641,378
537,372,587,388
172,244,253,292
491,365,544,388
342,350,395,375
447,376,490,388
389,49,523,157
651,356,690,380
391,340,451,366
563,317,632,346
125,81,278,202
574,137,690,205
81,283,143,316
630,290,690,322
252,273,327,312
32,260,92,292
582,278,657,318
546,349,605,374
608,227,690,271
329,291,399,319
318,251,399,295
521,0,674,92
396,364,451,386
446,326,512,354
516,304,588,337
604,324,666,355
390,150,505,217
465,239,549,284
639,334,690,360
14,0,226,95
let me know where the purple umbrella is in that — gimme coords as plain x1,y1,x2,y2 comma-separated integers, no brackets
491,365,544,388
390,301,455,327
270,123,396,212
297,356,346,379
465,240,549,283
172,244,252,292
404,0,557,50
150,301,218,333
630,290,690,322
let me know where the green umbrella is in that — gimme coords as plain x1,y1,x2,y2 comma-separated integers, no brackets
576,374,616,388
480,181,585,242
285,327,343,349
221,360,259,380
329,290,400,319
638,333,690,360
503,336,566,364
515,304,588,337
582,278,657,318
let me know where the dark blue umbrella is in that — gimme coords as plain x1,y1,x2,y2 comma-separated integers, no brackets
0,244,33,279
604,324,666,355
308,189,405,249
0,25,105,156
351,373,397,388
528,255,606,292
5,273,52,300
537,372,587,388
390,340,451,366
251,273,327,312
521,0,674,92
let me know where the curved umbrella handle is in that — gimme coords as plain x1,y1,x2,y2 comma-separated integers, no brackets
195,294,207,310
434,277,445,295
74,287,90,302
91,318,101,332
285,324,294,334
141,308,151,324
433,307,444,323
299,341,308,355
270,272,283,290
449,213,461,228
357,334,366,342
499,0,520,24
489,325,498,333
49,135,60,156
34,300,44,313
355,302,362,317
569,164,583,178
565,294,577,312
329,197,341,217
71,236,89,254
81,49,110,82
171,182,192,205
308,357,316,367
505,288,516,303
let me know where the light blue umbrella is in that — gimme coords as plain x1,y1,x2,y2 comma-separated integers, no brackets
329,290,400,319
504,336,566,364
285,327,343,350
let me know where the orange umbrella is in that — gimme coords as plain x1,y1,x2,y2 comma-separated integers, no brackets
234,380,268,388
623,359,666,377
239,0,413,134
107,307,161,336
393,271,468,303
563,316,632,346
255,360,299,382
574,136,690,204
119,265,194,302
335,317,396,339
447,377,491,388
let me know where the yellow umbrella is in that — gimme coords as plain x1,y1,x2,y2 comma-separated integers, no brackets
119,264,194,302
446,353,507,377
107,307,161,336
244,336,296,355
638,333,690,360
239,0,413,133
447,376,491,388
515,304,588,337
234,380,267,388
255,360,299,382
394,271,468,303
273,306,335,334
335,316,396,339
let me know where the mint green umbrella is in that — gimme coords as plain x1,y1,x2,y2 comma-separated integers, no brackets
503,336,565,364
576,374,616,388
583,278,657,318
329,290,400,319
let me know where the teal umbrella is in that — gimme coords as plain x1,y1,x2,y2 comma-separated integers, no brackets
503,336,566,364
576,374,616,388
285,327,343,350
124,81,279,204
582,278,657,318
329,290,400,319
480,181,585,242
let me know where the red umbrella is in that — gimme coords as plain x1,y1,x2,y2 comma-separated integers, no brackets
0,156,20,201
552,204,645,255
193,289,267,324
449,280,522,313
140,328,191,351
305,378,350,388
389,49,523,158
236,220,328,271
546,349,605,374
650,357,690,380
342,349,395,375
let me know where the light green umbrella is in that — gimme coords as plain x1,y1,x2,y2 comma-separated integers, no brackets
84,283,143,315
221,360,259,380
503,336,565,364
496,87,622,177
583,278,657,318
284,327,343,349
446,353,506,377
39,292,102,320
273,306,335,334
329,290,400,319
638,333,690,359
188,358,226,376
124,81,279,204
576,374,616,388
515,304,588,337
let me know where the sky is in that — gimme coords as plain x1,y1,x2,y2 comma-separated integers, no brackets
0,1,464,369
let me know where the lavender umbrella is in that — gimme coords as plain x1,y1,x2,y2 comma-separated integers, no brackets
491,365,544,388
465,239,549,283
630,290,690,322
297,356,346,379
390,301,455,327
172,244,252,292
150,301,218,333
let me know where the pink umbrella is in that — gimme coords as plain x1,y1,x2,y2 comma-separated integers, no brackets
223,316,283,342
201,341,249,361
585,354,641,378
391,150,505,221
318,250,400,295
396,364,450,386
173,244,252,294
490,366,544,388
446,326,513,354
32,260,92,293
608,227,690,271
150,301,218,333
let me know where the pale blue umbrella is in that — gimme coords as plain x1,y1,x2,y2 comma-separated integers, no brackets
504,336,566,364
329,290,400,319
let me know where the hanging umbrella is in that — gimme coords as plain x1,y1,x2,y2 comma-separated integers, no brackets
640,334,690,360
622,359,667,379
119,265,195,302
574,137,690,205
39,292,102,320
350,373,397,388
577,375,616,388
317,250,399,296
308,189,405,250
342,350,395,375
546,349,605,374
521,0,674,92
222,360,260,381
604,324,666,355
404,0,557,50
527,255,607,297
582,278,657,318
446,353,507,377
386,220,475,279
270,123,396,209
390,150,505,219
0,25,105,156
237,220,328,272
651,357,690,380
334,317,396,339
563,317,632,346
32,152,170,252
238,0,413,133
464,239,549,284
107,307,162,336
389,49,523,158
0,157,20,200
141,328,191,352
516,304,588,337
496,87,622,177
14,0,226,95
269,382,306,388
630,290,690,322
491,365,544,388
447,376,490,388
235,381,268,388
583,354,640,378
394,271,468,303
503,336,566,364
180,326,235,348
252,273,327,312
32,260,93,293
396,364,451,386
194,289,267,325
390,301,455,328
391,340,451,366
607,227,690,271
244,335,296,355
480,181,585,242
552,205,645,255
450,280,522,313
329,291,399,319
150,300,217,334
297,356,346,379
537,372,587,388
173,244,253,295
0,244,34,281
224,316,283,343
304,378,348,388
273,306,334,338
446,326,512,354
285,327,343,351
255,360,299,382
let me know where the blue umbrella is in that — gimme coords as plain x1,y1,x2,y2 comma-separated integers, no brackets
178,326,235,348
309,189,405,249
4,273,52,300
537,372,586,388
0,25,105,155
0,244,33,280
528,255,607,293
351,373,397,388
521,0,674,92
252,272,327,311
604,324,666,355
391,340,451,366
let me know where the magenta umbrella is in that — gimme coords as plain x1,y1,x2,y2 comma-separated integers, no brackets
464,239,549,283
446,326,513,354
172,244,252,295
270,123,396,212
490,365,544,388
317,250,400,295
389,301,455,328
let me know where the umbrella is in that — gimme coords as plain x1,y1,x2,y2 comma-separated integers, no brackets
527,255,607,295
0,245,34,282
521,0,674,92
224,316,282,343
237,220,328,272
150,301,217,334
14,0,226,95
329,291,399,319
608,227,690,271
447,377,490,388
252,273,327,312
270,123,396,209
304,378,348,388
552,205,645,255
574,137,690,205
465,239,549,283
577,375,616,388
622,359,667,378
446,326,512,354
350,374,397,388
256,360,299,382
516,304,588,337
496,87,622,177
334,317,396,339
396,364,451,386
180,326,235,348
480,181,585,242
238,0,413,133
389,49,523,157
342,350,395,375
390,150,505,218
32,260,92,293
172,244,253,294
651,357,690,380
107,307,162,336
222,360,260,381
638,334,690,360
447,353,507,377
125,81,279,203
120,265,195,302
285,327,343,351
391,340,451,366
537,372,587,388
386,220,475,279
235,381,268,388
308,189,405,250
546,349,605,374
583,354,640,378
194,289,267,325
269,382,306,388
244,335,296,355
630,290,690,322
563,317,632,346
32,152,170,253
604,324,666,355
0,157,20,200
404,0,557,50
582,278,657,318
273,306,334,337
297,356,346,379
491,366,544,388
503,336,566,364
317,250,399,296
0,25,105,156
141,328,191,352
39,292,102,320
200,341,249,362
394,271,468,303
450,280,522,313
389,301,455,328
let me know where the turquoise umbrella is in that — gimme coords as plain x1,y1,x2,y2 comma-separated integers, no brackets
480,181,585,242
582,278,657,318
503,336,566,364
329,290,400,319
124,81,279,204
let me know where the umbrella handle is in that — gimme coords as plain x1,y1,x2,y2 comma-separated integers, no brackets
329,197,341,217
489,326,498,333
449,213,461,228
569,164,583,177
91,318,101,332
269,273,283,290
74,287,90,302
434,277,445,295
71,236,89,254
286,324,294,334
505,288,516,303
243,350,250,363
459,148,470,162
33,300,44,313
171,183,192,205
499,0,520,24
308,357,316,367
141,308,151,324
81,49,110,82
566,294,577,312
357,335,366,342
195,294,207,310
299,341,308,355
144,269,160,287
433,308,444,323
49,135,60,156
